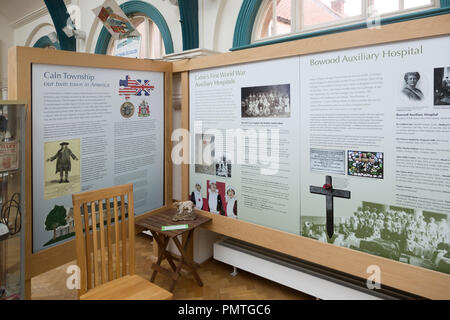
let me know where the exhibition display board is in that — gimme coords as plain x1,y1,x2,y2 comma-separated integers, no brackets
5,14,450,300
8,47,172,298
189,34,450,274
189,57,301,234
177,15,450,299
32,64,165,253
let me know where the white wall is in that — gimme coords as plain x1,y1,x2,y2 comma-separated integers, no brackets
0,13,14,91
210,0,243,52
197,0,244,52
14,15,56,48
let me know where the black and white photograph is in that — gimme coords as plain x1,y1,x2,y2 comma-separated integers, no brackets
241,84,291,118
302,201,450,275
401,71,425,102
434,67,450,106
194,133,215,175
215,155,231,178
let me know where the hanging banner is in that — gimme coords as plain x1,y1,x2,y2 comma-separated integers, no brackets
115,36,141,58
92,0,140,40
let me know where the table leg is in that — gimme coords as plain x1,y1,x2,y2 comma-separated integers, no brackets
164,249,178,272
172,231,203,287
169,256,183,292
150,232,169,282
156,233,178,271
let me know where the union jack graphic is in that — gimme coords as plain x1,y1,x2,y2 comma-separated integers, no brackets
119,75,155,99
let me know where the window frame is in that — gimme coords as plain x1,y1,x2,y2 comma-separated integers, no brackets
106,14,166,59
252,0,440,44
33,35,61,50
94,0,174,56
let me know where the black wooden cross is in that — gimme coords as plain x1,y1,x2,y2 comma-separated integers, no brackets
310,176,351,239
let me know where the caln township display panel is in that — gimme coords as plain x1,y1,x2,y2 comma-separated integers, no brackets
32,64,165,253
189,35,450,276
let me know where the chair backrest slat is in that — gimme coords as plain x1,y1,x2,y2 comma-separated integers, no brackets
90,202,100,287
105,198,113,281
128,191,135,275
72,184,135,295
82,202,92,290
98,199,107,284
121,195,127,276
113,196,121,279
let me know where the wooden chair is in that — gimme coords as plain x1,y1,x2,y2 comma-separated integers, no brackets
72,184,173,300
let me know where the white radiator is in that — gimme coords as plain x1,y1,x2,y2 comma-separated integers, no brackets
213,238,391,300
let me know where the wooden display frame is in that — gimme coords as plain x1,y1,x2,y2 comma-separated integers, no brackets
8,47,173,299
176,15,450,299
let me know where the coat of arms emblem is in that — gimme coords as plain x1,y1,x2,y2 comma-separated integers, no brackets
138,100,150,117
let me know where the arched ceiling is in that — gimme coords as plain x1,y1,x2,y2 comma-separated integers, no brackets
0,0,46,23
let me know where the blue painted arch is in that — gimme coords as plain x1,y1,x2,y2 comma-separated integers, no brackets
33,36,61,50
232,0,263,49
178,0,199,50
95,0,174,55
44,0,76,51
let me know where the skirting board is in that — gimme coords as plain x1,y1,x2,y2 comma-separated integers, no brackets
213,238,385,300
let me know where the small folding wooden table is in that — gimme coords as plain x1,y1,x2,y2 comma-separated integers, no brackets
136,208,211,292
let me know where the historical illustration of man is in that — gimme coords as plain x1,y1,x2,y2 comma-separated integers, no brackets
402,72,424,101
47,142,79,184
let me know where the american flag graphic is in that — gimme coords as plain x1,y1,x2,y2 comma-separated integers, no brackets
119,75,155,99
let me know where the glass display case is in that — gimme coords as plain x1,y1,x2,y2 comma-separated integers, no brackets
0,101,26,300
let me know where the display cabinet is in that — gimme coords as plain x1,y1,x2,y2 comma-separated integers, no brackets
0,101,26,300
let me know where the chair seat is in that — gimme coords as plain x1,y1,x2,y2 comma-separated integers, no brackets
80,275,173,300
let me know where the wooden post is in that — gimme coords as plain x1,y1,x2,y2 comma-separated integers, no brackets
181,71,190,201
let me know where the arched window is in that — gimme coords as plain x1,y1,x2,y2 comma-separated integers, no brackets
33,35,61,50
253,0,439,42
94,1,174,57
106,15,165,59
